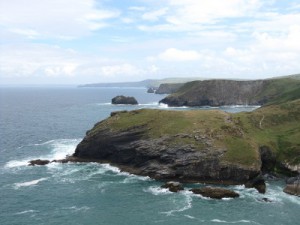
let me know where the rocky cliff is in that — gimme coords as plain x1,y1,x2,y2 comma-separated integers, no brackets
159,78,300,107
73,99,300,184
155,83,184,94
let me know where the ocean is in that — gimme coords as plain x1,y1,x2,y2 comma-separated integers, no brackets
0,87,299,225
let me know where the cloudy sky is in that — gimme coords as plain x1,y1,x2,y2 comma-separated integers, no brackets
1,0,300,85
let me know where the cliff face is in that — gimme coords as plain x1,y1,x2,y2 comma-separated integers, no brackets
155,83,184,94
159,79,300,107
73,100,300,183
74,110,260,183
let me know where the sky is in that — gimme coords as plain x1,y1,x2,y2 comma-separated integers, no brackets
0,0,300,85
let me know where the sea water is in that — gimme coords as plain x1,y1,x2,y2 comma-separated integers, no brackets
0,87,299,225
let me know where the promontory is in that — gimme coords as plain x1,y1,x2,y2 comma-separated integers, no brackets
73,92,300,186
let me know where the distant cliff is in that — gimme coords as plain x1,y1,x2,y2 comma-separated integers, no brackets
159,78,300,107
155,83,184,94
79,77,204,88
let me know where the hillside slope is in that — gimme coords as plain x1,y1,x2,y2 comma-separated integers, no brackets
159,78,300,107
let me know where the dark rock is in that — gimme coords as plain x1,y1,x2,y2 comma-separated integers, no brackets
245,175,266,194
28,159,50,166
161,181,184,192
284,176,300,196
111,95,138,105
190,186,239,199
283,183,300,197
259,146,276,173
286,176,300,184
147,87,156,93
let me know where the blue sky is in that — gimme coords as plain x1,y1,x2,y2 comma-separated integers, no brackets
0,0,300,84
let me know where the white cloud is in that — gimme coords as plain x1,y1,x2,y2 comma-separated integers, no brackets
142,8,168,22
139,0,262,32
0,44,81,78
157,48,201,61
129,6,146,11
166,0,261,24
100,64,140,77
0,0,120,39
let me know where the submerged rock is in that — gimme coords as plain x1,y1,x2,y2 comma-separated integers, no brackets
28,159,50,166
111,95,138,105
161,181,184,192
190,187,239,199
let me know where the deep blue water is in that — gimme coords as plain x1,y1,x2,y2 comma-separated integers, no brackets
0,87,299,225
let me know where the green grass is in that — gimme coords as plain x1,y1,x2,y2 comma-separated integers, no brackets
87,98,300,169
222,137,259,167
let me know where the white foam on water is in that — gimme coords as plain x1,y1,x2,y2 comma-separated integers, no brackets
158,103,190,109
14,178,48,189
96,103,111,106
15,210,39,215
162,192,193,216
47,139,81,160
5,159,31,168
139,102,159,106
4,139,80,169
211,219,253,224
100,163,121,173
144,186,172,195
158,103,169,108
184,214,196,219
63,206,90,212
122,175,151,183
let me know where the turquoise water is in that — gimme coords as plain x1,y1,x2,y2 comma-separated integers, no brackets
0,87,299,225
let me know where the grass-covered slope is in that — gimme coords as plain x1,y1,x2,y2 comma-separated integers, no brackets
84,98,300,173
160,78,300,107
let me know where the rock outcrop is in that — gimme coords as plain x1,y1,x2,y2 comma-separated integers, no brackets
28,159,50,166
111,95,138,105
190,187,239,199
161,181,184,192
147,87,156,93
245,175,266,193
73,109,262,184
73,98,300,187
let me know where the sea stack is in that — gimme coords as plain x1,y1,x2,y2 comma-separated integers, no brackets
111,95,138,105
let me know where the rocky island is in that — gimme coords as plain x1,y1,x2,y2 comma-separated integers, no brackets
111,95,138,105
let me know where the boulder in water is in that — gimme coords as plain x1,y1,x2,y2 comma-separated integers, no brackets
161,181,184,192
190,186,239,199
283,177,300,196
28,159,50,166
